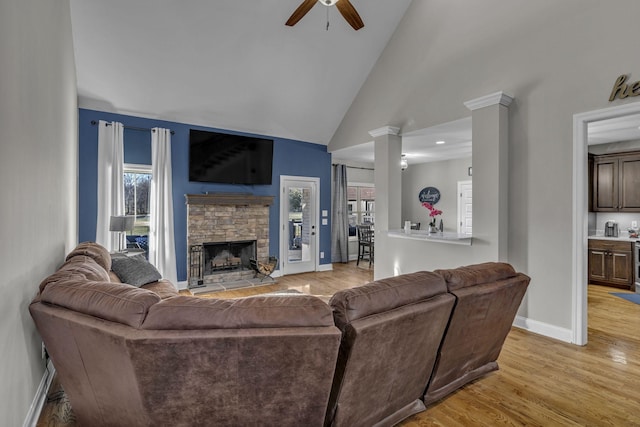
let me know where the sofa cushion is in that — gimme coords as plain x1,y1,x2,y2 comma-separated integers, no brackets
140,279,179,300
435,262,517,291
111,255,162,287
65,241,112,272
40,279,160,328
329,271,447,328
39,255,110,293
109,271,122,283
141,295,334,330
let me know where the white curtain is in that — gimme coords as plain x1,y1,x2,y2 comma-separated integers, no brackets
96,120,124,252
149,127,177,284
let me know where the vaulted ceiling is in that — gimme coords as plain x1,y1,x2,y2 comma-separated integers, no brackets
70,0,412,145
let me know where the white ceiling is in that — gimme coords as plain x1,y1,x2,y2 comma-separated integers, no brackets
71,1,639,166
588,113,640,145
330,111,640,167
331,117,473,166
70,0,411,145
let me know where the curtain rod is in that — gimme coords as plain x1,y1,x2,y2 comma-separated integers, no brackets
90,120,175,135
332,163,374,171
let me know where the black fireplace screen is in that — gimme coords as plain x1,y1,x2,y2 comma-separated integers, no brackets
201,240,257,276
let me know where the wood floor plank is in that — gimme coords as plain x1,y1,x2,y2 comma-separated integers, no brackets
37,270,640,426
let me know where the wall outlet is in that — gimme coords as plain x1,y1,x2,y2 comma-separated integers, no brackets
632,221,638,229
320,251,325,259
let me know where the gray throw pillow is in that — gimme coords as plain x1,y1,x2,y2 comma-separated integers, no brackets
111,254,162,287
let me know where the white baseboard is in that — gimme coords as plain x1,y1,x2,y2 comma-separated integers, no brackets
513,315,573,344
317,263,333,272
176,280,188,290
23,359,56,427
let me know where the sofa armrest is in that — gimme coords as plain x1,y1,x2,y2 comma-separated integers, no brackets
40,279,160,328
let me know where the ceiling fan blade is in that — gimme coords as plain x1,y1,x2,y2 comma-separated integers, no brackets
335,0,364,30
285,0,318,27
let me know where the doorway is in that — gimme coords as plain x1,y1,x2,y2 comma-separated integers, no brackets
280,176,319,275
573,100,640,345
457,180,472,235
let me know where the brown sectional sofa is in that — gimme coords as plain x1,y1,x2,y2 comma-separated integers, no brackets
30,243,530,426
424,263,531,405
326,272,455,427
31,243,341,426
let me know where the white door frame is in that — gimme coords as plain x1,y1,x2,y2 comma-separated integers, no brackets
279,175,320,275
457,180,472,235
572,100,640,346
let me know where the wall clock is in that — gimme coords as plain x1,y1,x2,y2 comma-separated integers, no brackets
418,187,441,204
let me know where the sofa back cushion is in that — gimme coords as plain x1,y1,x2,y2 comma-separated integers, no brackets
140,279,179,300
142,294,334,330
434,261,517,291
40,279,160,328
65,241,112,272
330,271,448,330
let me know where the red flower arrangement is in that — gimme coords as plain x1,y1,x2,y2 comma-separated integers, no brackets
422,202,443,227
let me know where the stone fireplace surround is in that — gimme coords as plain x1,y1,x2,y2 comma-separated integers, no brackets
186,193,274,289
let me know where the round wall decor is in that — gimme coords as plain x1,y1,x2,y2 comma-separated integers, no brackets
418,187,441,204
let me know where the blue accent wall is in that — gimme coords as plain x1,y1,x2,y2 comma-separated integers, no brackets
78,108,332,282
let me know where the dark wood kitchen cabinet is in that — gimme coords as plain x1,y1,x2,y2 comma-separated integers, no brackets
592,151,640,212
588,239,633,289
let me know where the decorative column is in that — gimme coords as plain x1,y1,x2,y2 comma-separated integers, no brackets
464,92,513,261
370,126,402,234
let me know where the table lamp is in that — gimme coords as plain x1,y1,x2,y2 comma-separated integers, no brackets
109,215,135,252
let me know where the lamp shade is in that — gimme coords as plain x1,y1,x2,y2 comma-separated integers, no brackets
109,215,135,232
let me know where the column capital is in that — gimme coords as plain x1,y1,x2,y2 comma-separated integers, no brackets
464,91,514,111
368,126,400,138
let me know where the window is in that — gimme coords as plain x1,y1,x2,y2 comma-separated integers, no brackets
347,185,375,237
124,164,151,251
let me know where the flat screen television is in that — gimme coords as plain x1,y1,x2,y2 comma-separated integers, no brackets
189,129,274,185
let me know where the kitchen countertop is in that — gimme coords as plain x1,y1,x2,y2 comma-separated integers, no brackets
388,229,472,246
588,233,639,242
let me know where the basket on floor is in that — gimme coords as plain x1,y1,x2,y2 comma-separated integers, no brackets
249,256,278,281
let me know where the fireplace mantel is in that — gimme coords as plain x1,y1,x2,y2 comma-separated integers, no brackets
185,193,274,206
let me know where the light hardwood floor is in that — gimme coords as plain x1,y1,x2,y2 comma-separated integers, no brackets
37,264,640,426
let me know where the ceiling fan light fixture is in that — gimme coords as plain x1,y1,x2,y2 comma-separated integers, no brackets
401,154,408,171
319,0,340,6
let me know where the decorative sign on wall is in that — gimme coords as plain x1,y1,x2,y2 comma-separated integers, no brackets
609,74,640,102
418,187,441,204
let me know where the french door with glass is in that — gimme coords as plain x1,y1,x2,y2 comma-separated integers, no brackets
280,176,319,275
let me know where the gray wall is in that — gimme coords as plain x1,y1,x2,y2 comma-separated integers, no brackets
401,158,472,232
0,1,77,424
328,0,640,335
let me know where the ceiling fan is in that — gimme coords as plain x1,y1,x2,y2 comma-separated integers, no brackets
286,0,364,31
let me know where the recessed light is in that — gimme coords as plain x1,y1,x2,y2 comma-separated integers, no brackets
436,140,446,145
